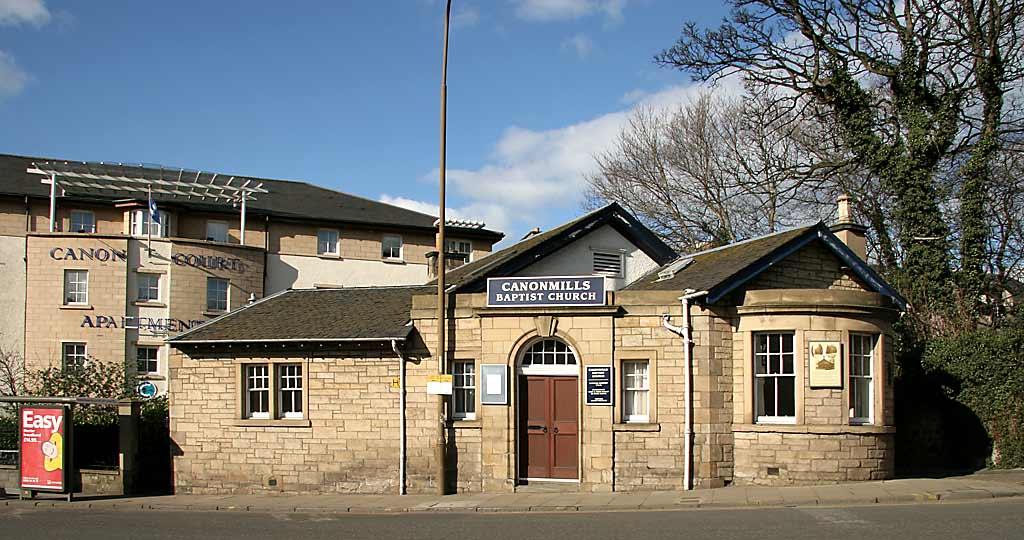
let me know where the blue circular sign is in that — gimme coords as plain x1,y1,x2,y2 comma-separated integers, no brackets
137,381,158,399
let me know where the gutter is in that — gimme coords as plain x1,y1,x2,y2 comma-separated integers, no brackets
391,339,407,495
662,288,708,491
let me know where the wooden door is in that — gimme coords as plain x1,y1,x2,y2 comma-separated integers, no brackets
519,376,578,480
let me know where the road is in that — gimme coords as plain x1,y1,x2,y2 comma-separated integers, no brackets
1,498,1022,540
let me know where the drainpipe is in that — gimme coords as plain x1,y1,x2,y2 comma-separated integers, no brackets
662,288,708,491
391,339,407,495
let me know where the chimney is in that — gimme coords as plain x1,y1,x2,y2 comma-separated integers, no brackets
830,194,867,261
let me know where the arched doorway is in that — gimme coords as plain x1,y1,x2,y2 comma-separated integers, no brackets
516,338,579,482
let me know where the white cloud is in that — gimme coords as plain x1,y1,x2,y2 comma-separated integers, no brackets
451,4,480,28
561,34,594,59
0,50,29,99
619,88,648,104
395,76,745,243
0,0,50,26
512,0,628,24
379,195,514,238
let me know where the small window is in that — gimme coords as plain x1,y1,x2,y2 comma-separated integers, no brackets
754,332,796,423
63,343,87,372
130,209,168,238
446,239,472,268
622,360,650,423
593,250,624,277
317,229,339,255
137,346,159,374
453,361,476,420
850,334,876,424
137,273,160,302
63,270,88,305
382,235,403,260
521,339,577,366
70,211,96,233
278,364,303,419
206,221,229,243
245,365,270,419
206,277,229,312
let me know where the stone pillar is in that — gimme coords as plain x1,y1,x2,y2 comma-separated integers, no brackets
118,400,141,496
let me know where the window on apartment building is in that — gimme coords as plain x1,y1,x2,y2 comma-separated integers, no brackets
130,209,168,238
446,239,472,267
70,210,96,233
245,365,270,419
382,235,403,260
137,346,159,374
206,277,229,312
137,273,160,302
622,360,650,423
206,221,229,243
593,250,624,278
453,361,476,420
278,364,303,419
63,270,88,305
850,334,876,424
754,332,796,423
62,343,87,372
317,229,339,255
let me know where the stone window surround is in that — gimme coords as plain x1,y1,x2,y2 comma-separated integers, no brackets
739,313,889,428
613,348,659,427
232,357,311,428
451,359,477,421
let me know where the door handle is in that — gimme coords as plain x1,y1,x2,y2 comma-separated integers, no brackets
553,427,559,434
528,425,547,433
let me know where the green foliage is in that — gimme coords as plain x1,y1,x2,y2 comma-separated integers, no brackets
27,360,133,425
922,323,1024,467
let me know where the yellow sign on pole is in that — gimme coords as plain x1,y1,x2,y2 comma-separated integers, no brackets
427,374,453,395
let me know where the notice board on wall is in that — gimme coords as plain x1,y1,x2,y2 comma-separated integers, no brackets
480,364,508,405
585,365,614,406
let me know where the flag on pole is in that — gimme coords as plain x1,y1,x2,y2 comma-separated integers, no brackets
149,194,160,225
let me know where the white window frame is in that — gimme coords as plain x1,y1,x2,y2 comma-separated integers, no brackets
206,220,229,243
849,333,876,425
753,332,797,424
62,342,87,372
382,235,403,261
447,239,472,262
137,273,160,302
63,269,88,305
277,364,304,420
517,339,579,376
622,360,650,423
592,249,625,278
245,364,271,419
206,277,229,312
70,210,96,233
136,346,159,374
317,229,339,255
452,360,476,420
130,209,168,238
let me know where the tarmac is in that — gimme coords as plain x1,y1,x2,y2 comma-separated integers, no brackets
2,469,1023,515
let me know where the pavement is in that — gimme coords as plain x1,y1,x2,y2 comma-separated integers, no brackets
2,469,1023,515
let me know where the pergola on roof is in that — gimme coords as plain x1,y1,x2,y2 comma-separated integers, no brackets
29,160,270,239
28,160,269,203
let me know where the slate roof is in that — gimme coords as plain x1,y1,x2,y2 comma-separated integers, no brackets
0,153,502,240
435,203,677,292
168,286,431,344
627,223,907,309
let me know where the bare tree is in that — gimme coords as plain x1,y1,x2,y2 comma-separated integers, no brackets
587,89,834,253
0,341,25,418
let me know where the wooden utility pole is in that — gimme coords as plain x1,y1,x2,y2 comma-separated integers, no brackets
435,0,451,496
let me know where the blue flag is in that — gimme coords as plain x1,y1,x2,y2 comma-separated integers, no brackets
149,196,160,224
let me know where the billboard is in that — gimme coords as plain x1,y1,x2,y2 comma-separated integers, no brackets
19,406,69,492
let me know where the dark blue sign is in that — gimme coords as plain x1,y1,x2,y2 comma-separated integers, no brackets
586,365,613,406
486,276,605,307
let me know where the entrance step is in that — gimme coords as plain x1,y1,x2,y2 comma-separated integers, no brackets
515,481,581,493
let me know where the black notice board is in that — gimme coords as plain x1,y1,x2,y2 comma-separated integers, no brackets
585,365,613,406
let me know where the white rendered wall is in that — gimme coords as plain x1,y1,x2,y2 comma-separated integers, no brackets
0,235,25,356
512,225,659,290
266,254,429,294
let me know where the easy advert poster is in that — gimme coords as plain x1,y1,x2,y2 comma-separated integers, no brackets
19,406,67,491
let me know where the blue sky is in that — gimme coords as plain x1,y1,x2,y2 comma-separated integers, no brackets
0,0,729,244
